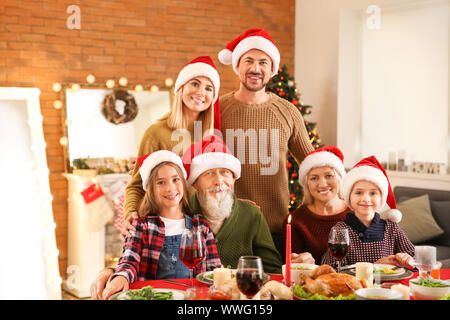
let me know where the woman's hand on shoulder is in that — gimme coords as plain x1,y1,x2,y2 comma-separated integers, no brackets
128,157,136,175
120,211,139,241
237,198,261,210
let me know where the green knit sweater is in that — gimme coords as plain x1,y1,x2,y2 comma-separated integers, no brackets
190,193,282,274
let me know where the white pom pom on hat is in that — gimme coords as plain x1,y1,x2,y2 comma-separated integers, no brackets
342,155,402,223
218,49,233,66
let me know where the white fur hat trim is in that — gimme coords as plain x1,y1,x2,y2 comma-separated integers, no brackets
342,165,388,210
139,150,187,191
188,152,241,185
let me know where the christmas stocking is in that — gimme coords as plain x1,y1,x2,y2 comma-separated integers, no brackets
81,183,114,232
112,195,125,231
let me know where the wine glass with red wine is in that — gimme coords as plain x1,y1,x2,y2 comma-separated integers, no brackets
236,256,264,299
328,226,350,273
179,227,205,287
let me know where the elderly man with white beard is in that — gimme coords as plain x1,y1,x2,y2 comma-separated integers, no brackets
90,136,281,299
183,135,282,273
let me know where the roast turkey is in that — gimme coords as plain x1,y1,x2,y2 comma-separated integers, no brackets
298,264,365,297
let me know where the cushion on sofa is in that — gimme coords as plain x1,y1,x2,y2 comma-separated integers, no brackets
382,194,444,244
429,201,450,246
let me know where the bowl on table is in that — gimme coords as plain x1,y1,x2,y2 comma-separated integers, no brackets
355,288,403,300
409,278,450,300
282,263,318,284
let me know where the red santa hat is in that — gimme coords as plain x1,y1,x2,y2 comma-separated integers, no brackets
218,28,280,77
174,56,221,131
181,135,241,185
342,155,402,223
298,146,346,185
138,150,187,191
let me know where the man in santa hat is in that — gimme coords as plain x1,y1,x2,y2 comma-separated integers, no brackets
217,28,315,252
181,135,282,274
90,136,282,300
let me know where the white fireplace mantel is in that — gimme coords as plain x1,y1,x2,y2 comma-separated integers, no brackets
387,170,450,191
62,173,130,298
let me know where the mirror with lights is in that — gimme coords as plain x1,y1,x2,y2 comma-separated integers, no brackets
60,84,173,173
0,87,61,299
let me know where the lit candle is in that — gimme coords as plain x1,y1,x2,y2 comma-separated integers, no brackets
213,265,231,289
285,214,292,286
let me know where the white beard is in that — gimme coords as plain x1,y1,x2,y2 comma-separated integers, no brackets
198,184,234,233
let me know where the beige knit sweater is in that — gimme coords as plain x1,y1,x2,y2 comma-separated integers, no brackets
124,119,196,219
220,92,314,233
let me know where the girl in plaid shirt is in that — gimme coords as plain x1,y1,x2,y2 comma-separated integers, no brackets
322,156,414,269
104,151,221,298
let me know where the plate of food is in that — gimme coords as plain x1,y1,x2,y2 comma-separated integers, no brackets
345,264,413,281
292,264,363,300
109,285,185,300
196,269,271,286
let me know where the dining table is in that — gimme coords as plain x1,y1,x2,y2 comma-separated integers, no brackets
129,268,450,300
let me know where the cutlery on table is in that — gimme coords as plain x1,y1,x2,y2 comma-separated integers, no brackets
163,279,191,287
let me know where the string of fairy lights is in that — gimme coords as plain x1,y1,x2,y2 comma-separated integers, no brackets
52,74,175,150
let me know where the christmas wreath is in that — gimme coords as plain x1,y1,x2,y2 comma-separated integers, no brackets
101,90,138,125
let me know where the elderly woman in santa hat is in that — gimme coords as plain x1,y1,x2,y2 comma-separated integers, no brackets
123,56,222,237
321,155,414,269
281,146,352,265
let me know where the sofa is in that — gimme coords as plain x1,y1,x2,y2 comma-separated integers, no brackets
393,186,450,268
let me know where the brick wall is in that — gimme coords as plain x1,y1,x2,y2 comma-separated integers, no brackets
0,0,295,278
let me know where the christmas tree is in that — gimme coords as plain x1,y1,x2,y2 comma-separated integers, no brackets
266,65,323,211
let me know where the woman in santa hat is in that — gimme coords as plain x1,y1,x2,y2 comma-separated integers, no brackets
102,150,221,299
281,146,352,265
123,56,222,238
321,155,414,269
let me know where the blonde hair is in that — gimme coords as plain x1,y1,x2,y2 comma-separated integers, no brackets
138,162,191,217
160,86,215,138
301,167,343,206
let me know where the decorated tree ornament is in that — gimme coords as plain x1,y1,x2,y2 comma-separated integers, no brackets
101,90,138,125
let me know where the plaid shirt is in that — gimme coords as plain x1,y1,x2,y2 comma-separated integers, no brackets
321,216,415,269
114,213,221,283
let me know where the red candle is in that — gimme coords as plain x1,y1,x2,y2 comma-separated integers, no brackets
285,214,292,286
